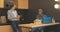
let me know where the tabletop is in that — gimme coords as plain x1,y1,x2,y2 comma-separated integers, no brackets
19,23,60,28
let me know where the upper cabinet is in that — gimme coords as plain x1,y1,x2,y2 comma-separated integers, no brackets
0,0,4,8
0,0,28,9
18,0,29,9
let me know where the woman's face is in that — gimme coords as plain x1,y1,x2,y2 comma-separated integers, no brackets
38,9,43,15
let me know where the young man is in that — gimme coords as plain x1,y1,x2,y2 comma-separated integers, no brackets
35,8,55,23
31,9,55,32
31,8,55,32
30,9,46,32
7,4,22,32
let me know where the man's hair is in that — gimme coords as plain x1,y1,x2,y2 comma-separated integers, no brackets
39,8,44,10
38,8,45,14
38,8,44,12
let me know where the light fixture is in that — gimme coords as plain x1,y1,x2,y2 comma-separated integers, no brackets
55,0,60,3
54,4,59,9
55,0,58,2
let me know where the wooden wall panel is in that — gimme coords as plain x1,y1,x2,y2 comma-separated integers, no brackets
0,0,4,8
18,0,29,9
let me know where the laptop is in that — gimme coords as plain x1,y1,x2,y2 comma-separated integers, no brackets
42,16,52,24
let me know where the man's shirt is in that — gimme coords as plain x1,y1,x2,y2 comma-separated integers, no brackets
36,14,47,19
7,10,18,21
36,14,52,23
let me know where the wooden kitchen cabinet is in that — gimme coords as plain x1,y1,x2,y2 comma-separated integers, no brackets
0,0,29,9
0,25,13,32
0,0,4,8
4,0,29,9
18,0,29,9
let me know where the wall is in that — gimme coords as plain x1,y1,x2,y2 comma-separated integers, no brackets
0,0,60,32
29,0,60,21
29,0,60,32
0,0,60,23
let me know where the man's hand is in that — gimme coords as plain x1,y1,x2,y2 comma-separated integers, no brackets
8,16,14,19
17,15,21,20
8,15,21,20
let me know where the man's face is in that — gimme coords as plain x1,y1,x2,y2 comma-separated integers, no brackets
11,5,16,10
38,9,43,15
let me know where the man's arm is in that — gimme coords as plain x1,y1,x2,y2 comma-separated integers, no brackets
7,10,13,19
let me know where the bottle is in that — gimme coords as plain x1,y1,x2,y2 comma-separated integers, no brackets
52,16,55,23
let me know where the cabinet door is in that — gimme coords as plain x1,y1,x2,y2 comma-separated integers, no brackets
0,0,4,8
18,0,29,9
